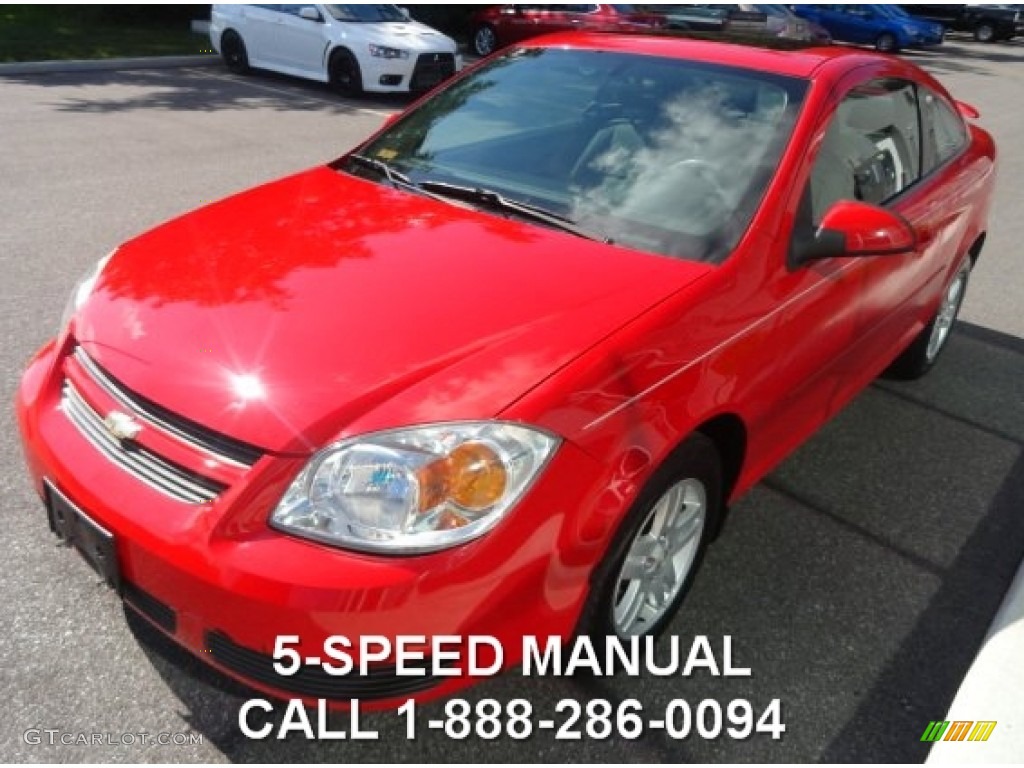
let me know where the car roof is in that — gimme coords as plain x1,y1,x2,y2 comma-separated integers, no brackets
524,32,884,80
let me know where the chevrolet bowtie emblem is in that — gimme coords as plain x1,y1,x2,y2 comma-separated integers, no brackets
104,411,142,442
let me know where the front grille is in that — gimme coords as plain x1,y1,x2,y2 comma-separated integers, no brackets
206,631,440,700
62,380,226,504
73,348,262,467
410,52,455,92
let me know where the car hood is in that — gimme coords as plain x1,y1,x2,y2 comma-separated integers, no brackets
76,167,709,454
346,21,457,53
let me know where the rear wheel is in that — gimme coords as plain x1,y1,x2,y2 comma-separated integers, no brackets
974,22,996,42
329,49,363,97
578,433,722,641
221,30,250,74
472,24,498,57
875,32,899,52
886,261,970,380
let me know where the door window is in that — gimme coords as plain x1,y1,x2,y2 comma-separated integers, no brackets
920,88,968,171
808,79,922,224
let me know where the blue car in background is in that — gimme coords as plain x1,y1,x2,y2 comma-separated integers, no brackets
791,4,944,51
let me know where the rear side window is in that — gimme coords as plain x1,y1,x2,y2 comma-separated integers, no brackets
920,88,968,171
808,78,921,223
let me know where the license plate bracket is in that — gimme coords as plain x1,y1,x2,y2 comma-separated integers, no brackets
45,480,121,592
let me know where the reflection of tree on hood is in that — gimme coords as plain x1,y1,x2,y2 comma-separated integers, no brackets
102,163,547,311
103,173,443,309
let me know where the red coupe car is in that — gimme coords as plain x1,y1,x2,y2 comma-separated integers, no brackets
470,4,665,56
17,35,995,706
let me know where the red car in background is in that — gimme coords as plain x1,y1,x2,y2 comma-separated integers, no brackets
471,4,664,56
18,34,995,706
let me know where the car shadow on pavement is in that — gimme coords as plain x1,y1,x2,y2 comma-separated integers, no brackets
125,321,1024,762
0,65,415,114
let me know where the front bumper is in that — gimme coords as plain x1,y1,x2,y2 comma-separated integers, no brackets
16,338,606,706
359,51,460,94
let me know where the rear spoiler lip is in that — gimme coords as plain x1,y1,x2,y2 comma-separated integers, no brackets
956,100,981,119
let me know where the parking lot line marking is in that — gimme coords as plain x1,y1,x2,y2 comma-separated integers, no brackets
188,68,396,117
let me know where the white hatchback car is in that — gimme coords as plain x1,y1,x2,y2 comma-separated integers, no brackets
210,4,461,95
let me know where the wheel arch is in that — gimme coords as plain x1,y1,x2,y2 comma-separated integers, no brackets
967,232,986,266
694,412,747,505
327,45,363,91
220,27,242,46
327,44,355,70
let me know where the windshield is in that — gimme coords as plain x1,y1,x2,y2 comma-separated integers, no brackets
750,5,794,19
342,48,807,263
872,5,910,19
654,4,791,19
325,4,407,23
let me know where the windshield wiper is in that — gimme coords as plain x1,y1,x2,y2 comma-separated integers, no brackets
346,160,611,243
347,154,458,205
348,153,417,187
417,180,614,244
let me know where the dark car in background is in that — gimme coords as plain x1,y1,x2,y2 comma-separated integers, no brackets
639,4,831,43
792,5,944,51
900,4,1023,42
470,4,664,56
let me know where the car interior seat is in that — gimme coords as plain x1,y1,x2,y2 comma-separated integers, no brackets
570,118,645,189
810,95,905,222
841,93,914,197
570,76,651,189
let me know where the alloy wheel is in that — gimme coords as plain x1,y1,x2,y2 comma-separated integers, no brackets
611,478,706,636
474,26,497,57
925,266,968,363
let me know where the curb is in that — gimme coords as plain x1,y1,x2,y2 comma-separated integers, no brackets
0,54,219,76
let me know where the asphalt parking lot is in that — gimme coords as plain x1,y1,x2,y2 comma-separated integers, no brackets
2,38,1023,762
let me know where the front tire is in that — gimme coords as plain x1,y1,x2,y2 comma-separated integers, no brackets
578,433,722,640
886,261,970,380
875,32,899,52
472,24,498,57
220,30,250,74
329,49,363,97
974,23,996,42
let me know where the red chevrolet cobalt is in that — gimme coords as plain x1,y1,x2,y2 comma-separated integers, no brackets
17,35,995,705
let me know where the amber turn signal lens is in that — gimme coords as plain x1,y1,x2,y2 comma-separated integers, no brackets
415,442,507,514
448,442,507,510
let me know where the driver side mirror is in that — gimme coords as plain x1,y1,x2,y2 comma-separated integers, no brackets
792,200,917,265
298,6,322,22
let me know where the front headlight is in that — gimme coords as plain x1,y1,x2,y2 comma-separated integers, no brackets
271,422,559,554
60,250,114,331
369,44,409,59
